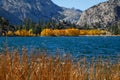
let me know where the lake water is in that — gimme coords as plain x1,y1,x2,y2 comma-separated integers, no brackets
0,36,120,60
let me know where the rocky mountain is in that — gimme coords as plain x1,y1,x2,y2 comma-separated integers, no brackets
77,0,120,29
0,7,22,25
0,0,82,25
61,8,82,23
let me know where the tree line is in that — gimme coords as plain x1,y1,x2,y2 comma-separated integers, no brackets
0,17,79,36
0,16,120,36
41,28,107,36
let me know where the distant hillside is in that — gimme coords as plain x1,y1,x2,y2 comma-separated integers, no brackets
0,0,82,25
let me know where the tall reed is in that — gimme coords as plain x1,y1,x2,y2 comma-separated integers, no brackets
0,48,120,80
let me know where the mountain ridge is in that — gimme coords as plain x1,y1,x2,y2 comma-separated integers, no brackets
0,0,82,25
77,0,120,30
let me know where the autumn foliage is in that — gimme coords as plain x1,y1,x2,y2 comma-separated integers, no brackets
41,28,107,36
40,29,53,36
5,28,108,36
6,29,36,36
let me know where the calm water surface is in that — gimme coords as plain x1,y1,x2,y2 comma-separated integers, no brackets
0,36,120,60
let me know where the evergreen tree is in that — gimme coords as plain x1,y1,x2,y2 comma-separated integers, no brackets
109,22,120,35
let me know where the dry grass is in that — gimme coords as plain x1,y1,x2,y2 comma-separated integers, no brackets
0,48,120,80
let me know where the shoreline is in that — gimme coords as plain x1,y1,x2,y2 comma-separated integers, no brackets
0,35,120,37
79,35,120,37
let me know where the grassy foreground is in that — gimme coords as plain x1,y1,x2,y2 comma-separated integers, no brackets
0,49,120,80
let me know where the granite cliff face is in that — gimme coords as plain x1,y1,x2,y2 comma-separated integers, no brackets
77,0,120,29
0,0,81,24
62,8,82,23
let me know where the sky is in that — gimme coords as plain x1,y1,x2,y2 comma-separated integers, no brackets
51,0,108,11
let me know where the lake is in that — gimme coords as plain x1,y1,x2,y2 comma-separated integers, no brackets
0,36,120,60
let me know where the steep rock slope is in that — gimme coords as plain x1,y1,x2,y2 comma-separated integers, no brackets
0,0,81,24
0,7,22,25
77,0,120,29
61,8,82,23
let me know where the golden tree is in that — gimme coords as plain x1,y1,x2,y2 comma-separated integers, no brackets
41,29,54,36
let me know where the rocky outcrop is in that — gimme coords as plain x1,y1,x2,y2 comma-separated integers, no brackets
61,8,82,23
77,0,120,29
0,0,81,25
